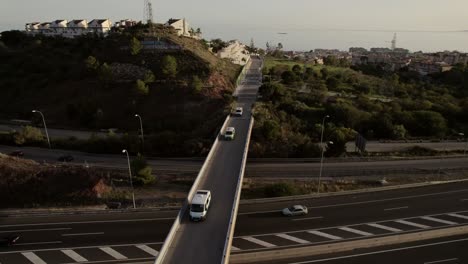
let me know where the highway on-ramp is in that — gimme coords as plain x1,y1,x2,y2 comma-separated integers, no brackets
158,58,262,264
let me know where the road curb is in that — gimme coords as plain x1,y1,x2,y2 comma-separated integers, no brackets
230,225,468,263
239,179,468,205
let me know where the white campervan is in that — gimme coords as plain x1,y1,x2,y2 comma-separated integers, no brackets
189,190,212,221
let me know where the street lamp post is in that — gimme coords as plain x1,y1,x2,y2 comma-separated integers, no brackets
318,141,333,194
317,115,330,194
134,114,144,149
122,149,136,209
32,110,51,149
458,133,466,156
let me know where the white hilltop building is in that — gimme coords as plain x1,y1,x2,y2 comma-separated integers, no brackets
217,40,250,65
25,19,112,38
165,18,201,39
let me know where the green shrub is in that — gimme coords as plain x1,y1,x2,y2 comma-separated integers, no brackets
264,183,298,197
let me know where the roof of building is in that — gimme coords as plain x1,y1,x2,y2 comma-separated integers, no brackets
167,18,182,25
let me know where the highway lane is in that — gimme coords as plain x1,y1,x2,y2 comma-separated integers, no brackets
264,234,468,264
2,123,466,152
1,181,468,252
160,58,262,263
1,144,467,178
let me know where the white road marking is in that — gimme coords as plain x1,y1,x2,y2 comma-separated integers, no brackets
136,245,159,257
307,230,342,240
0,228,71,234
339,227,373,236
62,232,104,237
16,241,62,246
243,236,276,248
61,249,88,262
0,218,174,228
287,238,468,263
231,246,241,251
424,258,459,264
367,223,402,233
100,247,127,260
448,213,468,220
0,241,164,255
240,189,468,215
420,216,457,225
22,252,47,264
276,233,309,244
291,216,323,221
384,206,408,211
395,219,430,229
461,199,468,202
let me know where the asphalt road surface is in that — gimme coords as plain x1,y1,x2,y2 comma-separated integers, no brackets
1,144,467,178
264,235,468,264
1,182,468,263
1,126,466,152
160,58,262,264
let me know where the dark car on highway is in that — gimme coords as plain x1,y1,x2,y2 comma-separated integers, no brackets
8,150,24,157
0,234,20,247
58,154,74,162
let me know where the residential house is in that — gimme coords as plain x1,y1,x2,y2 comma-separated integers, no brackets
218,40,250,65
88,19,112,35
165,18,201,38
25,22,40,32
66,20,88,38
50,19,68,35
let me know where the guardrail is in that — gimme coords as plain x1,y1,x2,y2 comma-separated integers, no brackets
221,117,255,264
154,115,231,264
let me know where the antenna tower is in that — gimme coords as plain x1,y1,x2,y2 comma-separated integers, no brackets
144,0,154,24
391,33,397,50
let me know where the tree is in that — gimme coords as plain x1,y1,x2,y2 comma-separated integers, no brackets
326,77,340,90
98,62,112,83
135,79,148,95
262,120,281,140
162,55,178,78
191,75,203,94
277,42,283,50
320,68,329,80
85,56,99,70
281,70,297,85
292,65,302,75
130,37,143,56
143,71,155,83
131,154,155,185
14,126,45,145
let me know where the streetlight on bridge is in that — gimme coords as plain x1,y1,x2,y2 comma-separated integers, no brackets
32,110,51,149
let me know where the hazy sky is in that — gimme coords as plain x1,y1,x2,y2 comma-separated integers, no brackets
2,0,467,32
2,0,468,51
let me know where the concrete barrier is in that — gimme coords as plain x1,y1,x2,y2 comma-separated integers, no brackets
240,178,468,205
221,117,255,264
230,225,468,263
154,115,231,264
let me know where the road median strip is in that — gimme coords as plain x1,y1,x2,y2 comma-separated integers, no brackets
229,225,468,263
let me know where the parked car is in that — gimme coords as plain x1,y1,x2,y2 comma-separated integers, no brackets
0,234,20,247
282,205,308,216
233,107,243,117
224,127,236,140
8,150,24,157
58,155,74,162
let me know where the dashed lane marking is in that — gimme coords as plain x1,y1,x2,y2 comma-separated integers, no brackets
339,227,373,236
22,252,47,264
61,249,88,262
276,233,309,244
242,237,276,248
99,247,127,260
136,245,159,257
395,219,430,229
307,230,342,240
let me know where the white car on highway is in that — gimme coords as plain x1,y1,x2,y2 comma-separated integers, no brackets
282,205,308,216
224,127,235,140
233,107,243,117
189,190,212,221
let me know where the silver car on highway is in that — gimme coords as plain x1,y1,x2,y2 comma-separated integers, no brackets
282,205,308,216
